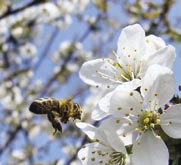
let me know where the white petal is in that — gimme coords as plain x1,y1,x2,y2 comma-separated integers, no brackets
79,58,122,87
142,45,176,75
91,90,113,120
76,122,107,144
145,34,166,55
101,117,137,145
117,24,146,65
94,82,141,120
100,120,127,153
78,142,113,165
141,64,175,109
160,104,181,138
91,108,109,121
110,87,142,117
132,131,169,165
104,130,127,154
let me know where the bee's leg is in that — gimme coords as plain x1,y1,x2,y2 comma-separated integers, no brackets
47,112,62,134
60,105,69,123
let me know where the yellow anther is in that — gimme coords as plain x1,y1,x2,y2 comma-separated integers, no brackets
144,125,148,129
129,121,133,125
144,118,149,124
156,135,161,139
156,119,160,124
144,88,148,91
117,107,122,110
122,133,127,137
130,92,134,96
150,123,155,128
116,119,120,123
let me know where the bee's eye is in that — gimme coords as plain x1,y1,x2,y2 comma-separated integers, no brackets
73,104,79,109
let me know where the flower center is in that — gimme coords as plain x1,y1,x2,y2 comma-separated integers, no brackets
113,60,143,82
113,62,132,81
109,151,126,165
137,110,160,132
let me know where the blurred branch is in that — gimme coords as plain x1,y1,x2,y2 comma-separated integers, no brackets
148,0,174,34
0,0,47,20
34,27,59,71
2,68,31,82
64,135,87,165
39,14,103,97
0,124,22,156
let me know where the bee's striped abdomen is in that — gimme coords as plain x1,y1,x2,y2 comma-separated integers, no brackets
29,98,59,114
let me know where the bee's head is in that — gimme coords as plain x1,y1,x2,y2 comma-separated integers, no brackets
72,103,82,120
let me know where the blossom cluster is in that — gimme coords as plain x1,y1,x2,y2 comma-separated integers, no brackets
77,24,181,165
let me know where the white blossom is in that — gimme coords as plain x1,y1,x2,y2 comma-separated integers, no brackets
76,121,130,165
79,24,175,90
98,64,181,165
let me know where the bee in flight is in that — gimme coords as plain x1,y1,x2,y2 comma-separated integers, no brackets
29,97,82,135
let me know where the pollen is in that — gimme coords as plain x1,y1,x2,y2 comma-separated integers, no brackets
139,100,143,104
91,157,95,161
150,123,155,128
116,119,121,123
156,135,161,139
129,121,133,125
144,118,149,124
154,93,158,96
130,92,134,96
81,157,86,161
156,119,160,124
144,125,148,129
138,110,161,132
137,140,141,145
130,107,134,111
122,133,127,137
144,88,148,91
117,107,122,111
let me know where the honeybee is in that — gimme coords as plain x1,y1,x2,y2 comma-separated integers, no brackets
29,97,82,134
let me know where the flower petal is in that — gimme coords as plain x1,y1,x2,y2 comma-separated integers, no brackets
117,24,146,66
160,104,181,138
141,64,175,109
142,45,176,76
76,122,107,144
91,90,113,120
94,81,141,120
132,131,169,165
110,87,142,117
101,117,138,145
145,34,166,55
78,142,113,165
79,58,122,87
91,107,109,121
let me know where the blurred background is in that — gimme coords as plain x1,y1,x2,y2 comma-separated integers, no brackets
0,0,181,164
